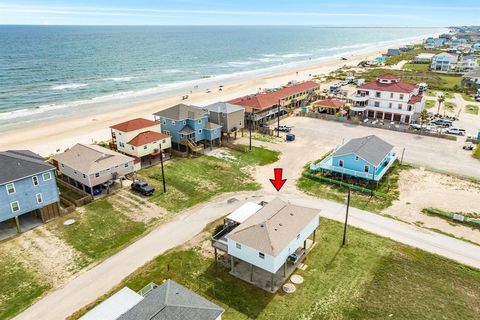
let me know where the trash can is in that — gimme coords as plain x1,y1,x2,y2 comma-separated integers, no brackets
286,133,296,141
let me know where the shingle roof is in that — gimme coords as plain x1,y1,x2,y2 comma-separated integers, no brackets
204,122,222,130
52,144,134,175
358,76,417,93
179,125,195,135
110,118,159,132
0,150,54,185
333,135,394,167
228,81,319,111
226,198,320,256
312,99,345,108
153,104,207,120
127,131,170,147
119,280,224,320
203,101,245,114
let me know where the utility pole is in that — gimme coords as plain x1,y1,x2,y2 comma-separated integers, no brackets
277,100,281,137
342,188,351,246
159,143,166,193
249,121,252,151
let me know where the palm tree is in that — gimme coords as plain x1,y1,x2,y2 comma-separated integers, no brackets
419,109,430,127
436,95,445,114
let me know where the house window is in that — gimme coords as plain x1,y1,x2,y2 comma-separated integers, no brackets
171,120,175,125
375,92,381,98
398,104,403,110
297,234,300,239
10,201,20,213
162,120,166,125
95,173,100,178
399,94,404,100
389,103,392,109
198,119,202,124
390,93,394,98
144,145,148,149
374,101,380,108
83,174,86,178
198,129,203,134
131,146,135,150
124,163,129,168
74,171,77,175
236,243,242,249
183,120,186,125
355,156,359,161
42,172,52,181
119,142,125,148
258,252,265,259
364,166,369,173
162,139,166,143
32,176,39,186
164,130,170,135
6,183,15,195
36,193,43,204
339,160,344,167
239,120,242,126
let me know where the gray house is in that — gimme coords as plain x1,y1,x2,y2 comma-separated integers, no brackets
81,279,224,320
386,49,401,57
203,102,245,138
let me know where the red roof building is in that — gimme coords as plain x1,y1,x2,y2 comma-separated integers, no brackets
110,118,159,132
127,131,170,147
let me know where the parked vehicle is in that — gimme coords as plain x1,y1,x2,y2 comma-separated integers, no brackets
463,142,474,150
274,125,292,132
131,181,155,196
432,118,453,127
356,79,365,86
446,127,466,136
345,76,356,84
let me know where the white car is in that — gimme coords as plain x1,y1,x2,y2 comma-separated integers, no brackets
446,127,466,136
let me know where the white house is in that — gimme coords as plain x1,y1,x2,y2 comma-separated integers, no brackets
431,52,459,72
350,74,425,124
456,55,479,73
213,198,320,291
110,118,172,170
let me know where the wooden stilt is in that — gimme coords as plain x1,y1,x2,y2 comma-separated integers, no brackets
14,216,20,233
271,273,274,291
250,264,254,282
283,262,287,277
230,256,234,271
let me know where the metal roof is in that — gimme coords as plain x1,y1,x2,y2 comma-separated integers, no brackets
0,150,54,185
332,135,394,167
226,202,263,224
203,101,244,114
80,287,144,320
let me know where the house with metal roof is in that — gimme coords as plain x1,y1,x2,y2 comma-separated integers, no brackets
153,104,222,154
212,198,319,292
310,135,397,181
203,102,245,138
52,144,135,197
81,279,224,320
0,150,60,234
110,118,172,170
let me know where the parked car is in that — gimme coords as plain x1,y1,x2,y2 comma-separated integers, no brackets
345,76,356,84
274,125,292,132
432,118,453,127
463,142,474,150
446,127,466,136
131,181,155,196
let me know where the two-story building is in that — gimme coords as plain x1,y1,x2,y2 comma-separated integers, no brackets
431,52,459,72
110,118,171,170
456,55,479,73
462,68,480,90
153,104,222,153
52,144,135,197
350,74,425,124
212,198,320,292
203,102,245,139
228,81,320,129
1,150,60,233
310,135,397,182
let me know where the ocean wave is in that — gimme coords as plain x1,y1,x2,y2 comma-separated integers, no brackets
161,69,185,74
50,83,88,90
103,77,134,82
262,52,312,59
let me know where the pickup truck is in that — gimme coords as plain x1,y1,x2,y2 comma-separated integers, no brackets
446,127,466,136
131,181,155,196
431,118,453,127
274,125,292,133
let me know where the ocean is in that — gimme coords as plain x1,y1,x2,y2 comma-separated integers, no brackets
0,26,442,130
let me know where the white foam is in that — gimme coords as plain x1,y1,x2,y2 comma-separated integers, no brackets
50,83,88,90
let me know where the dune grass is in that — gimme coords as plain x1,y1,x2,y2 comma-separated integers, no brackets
466,104,479,115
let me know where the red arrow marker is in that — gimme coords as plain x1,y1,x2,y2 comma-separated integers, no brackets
270,168,287,192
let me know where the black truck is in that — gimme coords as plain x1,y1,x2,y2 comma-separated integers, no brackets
131,181,155,196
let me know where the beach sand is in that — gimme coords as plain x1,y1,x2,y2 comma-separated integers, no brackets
0,46,405,156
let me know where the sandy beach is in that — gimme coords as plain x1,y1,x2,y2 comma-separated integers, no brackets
0,37,430,156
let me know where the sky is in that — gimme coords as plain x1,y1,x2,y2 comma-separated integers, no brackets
0,0,478,26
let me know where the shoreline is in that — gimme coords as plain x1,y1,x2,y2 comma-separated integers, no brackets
0,33,441,156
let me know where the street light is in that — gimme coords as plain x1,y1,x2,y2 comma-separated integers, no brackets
342,188,351,246
159,142,166,193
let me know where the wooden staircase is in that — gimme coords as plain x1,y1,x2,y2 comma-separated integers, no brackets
180,139,204,154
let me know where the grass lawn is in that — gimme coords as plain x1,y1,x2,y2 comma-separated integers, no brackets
297,163,403,213
0,253,50,320
466,104,479,115
425,99,436,109
48,200,146,261
251,133,284,144
474,145,480,159
444,101,456,112
403,63,429,72
72,218,480,320
58,182,87,200
137,146,279,212
462,93,477,102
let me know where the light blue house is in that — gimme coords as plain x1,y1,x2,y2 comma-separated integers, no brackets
431,52,458,72
310,135,397,181
213,198,320,292
153,104,222,152
0,150,60,232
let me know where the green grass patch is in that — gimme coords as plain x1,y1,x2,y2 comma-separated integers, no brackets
425,99,436,109
57,182,86,200
444,101,456,112
474,145,480,159
74,218,480,320
462,93,477,102
442,91,455,99
466,104,479,115
403,63,429,72
48,200,145,261
297,163,404,213
137,146,279,212
0,253,50,320
251,133,283,144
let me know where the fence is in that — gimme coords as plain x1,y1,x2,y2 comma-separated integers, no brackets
56,178,92,206
423,208,480,227
299,112,457,141
302,173,388,198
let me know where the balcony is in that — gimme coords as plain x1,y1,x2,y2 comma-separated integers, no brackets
351,94,369,103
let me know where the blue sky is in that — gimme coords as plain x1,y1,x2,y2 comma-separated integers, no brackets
0,0,478,26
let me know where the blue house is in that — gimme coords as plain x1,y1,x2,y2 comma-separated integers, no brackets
0,150,60,233
153,104,222,153
310,135,397,181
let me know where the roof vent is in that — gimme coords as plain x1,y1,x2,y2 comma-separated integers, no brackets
290,213,294,216
279,223,283,226
260,224,264,228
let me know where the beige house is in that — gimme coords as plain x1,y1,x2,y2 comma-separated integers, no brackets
52,144,134,196
110,118,171,170
203,102,245,139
